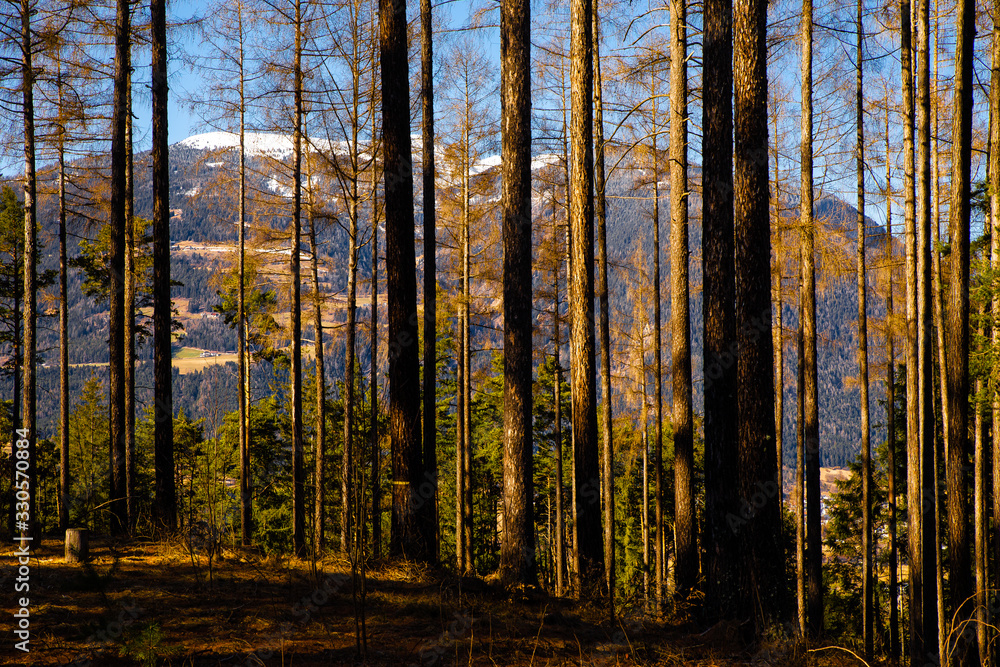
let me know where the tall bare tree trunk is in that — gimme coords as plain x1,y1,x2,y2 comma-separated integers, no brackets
702,0,738,621
152,0,178,531
19,0,37,540
946,0,975,662
554,247,565,596
593,0,614,607
670,0,695,602
291,0,306,557
236,3,251,546
796,247,806,637
311,199,328,556
125,67,136,533
885,106,900,662
569,0,603,598
915,0,939,659
420,0,438,564
342,189,359,556
856,6,873,657
499,0,535,586
56,65,69,533
381,0,427,561
370,161,381,560
650,74,665,613
801,0,824,636
734,0,784,632
108,0,130,536
990,7,1000,666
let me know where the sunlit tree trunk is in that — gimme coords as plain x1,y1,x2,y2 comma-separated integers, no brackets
570,0,603,598
499,0,535,586
593,0,614,607
856,6,873,657
945,0,975,662
885,105,900,662
291,0,306,557
670,0,695,602
801,0,823,635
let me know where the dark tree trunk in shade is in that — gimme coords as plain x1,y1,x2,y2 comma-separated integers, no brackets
701,0,739,621
380,0,428,562
499,0,535,586
420,0,438,564
291,0,306,557
108,0,130,536
152,0,176,532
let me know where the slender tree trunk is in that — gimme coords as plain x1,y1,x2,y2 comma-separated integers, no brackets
801,0,823,635
291,0,306,557
312,201,328,556
946,0,975,662
125,69,136,534
771,110,783,520
593,0,614,606
342,194,359,555
152,0,178,531
650,76,665,613
381,0,427,561
886,106,900,663
702,0,738,621
57,66,69,533
370,163,381,560
108,0,130,536
734,0,784,632
856,7,873,657
901,0,926,662
553,203,565,596
990,6,1000,666
237,6,251,546
569,0,603,598
420,0,438,564
461,144,473,574
796,249,806,638
670,0,694,601
19,0,37,540
499,0,535,586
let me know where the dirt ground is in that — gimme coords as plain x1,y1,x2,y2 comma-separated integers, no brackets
2,537,862,666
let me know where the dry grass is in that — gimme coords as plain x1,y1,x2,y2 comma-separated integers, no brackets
2,537,865,666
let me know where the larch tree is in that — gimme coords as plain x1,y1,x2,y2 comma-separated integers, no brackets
569,0,603,598
108,0,130,536
915,0,939,659
801,0,823,636
702,0,738,621
733,0,784,633
380,0,428,561
593,0,613,607
991,5,1000,667
670,0,695,600
152,0,177,532
945,0,974,661
884,101,900,663
419,0,438,565
855,1,872,657
290,0,306,557
499,0,535,586
18,0,38,540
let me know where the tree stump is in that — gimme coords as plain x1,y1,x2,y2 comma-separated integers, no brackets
65,528,89,564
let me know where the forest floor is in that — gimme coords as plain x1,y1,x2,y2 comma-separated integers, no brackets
4,536,864,666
